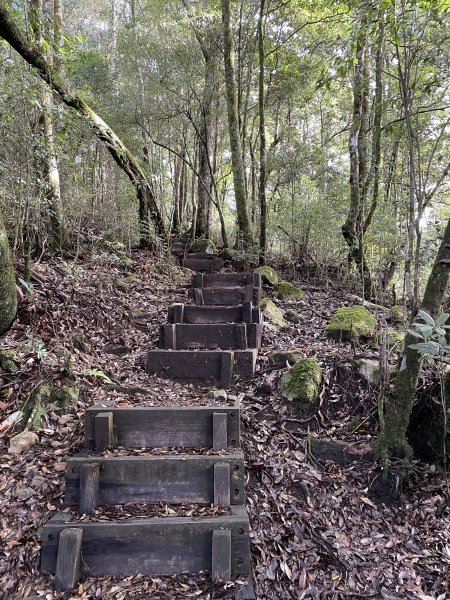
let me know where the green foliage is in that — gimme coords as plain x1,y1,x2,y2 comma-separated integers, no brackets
327,306,377,340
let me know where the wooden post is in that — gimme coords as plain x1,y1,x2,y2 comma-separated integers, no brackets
95,412,113,451
213,412,228,450
220,351,233,387
235,581,257,600
173,304,184,323
164,325,177,350
79,463,100,515
212,529,231,582
54,528,83,592
244,285,253,302
214,463,231,507
194,289,204,305
242,301,252,323
236,324,247,350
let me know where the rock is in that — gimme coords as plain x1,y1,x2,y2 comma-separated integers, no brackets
268,350,304,367
254,266,279,286
53,384,80,414
0,349,19,373
8,431,39,454
189,238,215,254
25,383,53,430
207,389,228,402
391,305,407,324
16,486,34,501
285,309,302,323
147,295,159,302
308,437,373,464
31,475,50,493
275,281,304,300
280,358,322,406
355,358,395,385
259,298,287,330
326,306,377,341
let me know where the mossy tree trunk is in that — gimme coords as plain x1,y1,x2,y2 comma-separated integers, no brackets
258,0,267,266
0,208,17,336
221,0,252,249
381,216,450,458
0,2,166,244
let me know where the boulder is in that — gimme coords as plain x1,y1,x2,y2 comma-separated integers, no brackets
280,358,322,406
275,281,304,300
0,349,19,373
8,431,39,455
190,238,215,254
354,358,394,385
259,298,287,330
254,266,279,286
207,389,228,402
268,350,304,367
326,306,376,341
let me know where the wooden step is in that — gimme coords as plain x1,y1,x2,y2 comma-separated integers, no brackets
159,323,262,350
146,349,257,387
184,252,217,260
182,257,224,273
41,507,251,579
193,286,262,306
65,453,245,511
192,273,261,289
168,303,262,325
85,405,241,450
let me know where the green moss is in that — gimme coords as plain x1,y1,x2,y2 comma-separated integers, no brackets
285,309,302,323
24,383,53,430
190,238,215,253
326,306,376,340
280,358,322,405
275,281,305,300
53,384,80,414
114,280,129,292
254,266,279,286
259,298,287,330
0,349,19,372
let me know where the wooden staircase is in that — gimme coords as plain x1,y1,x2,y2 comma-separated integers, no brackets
39,251,260,599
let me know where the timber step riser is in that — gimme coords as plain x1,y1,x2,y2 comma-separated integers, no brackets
84,405,241,450
65,454,245,509
168,303,262,325
182,258,224,272
193,286,262,306
41,511,251,579
158,323,262,350
146,349,257,387
192,273,262,288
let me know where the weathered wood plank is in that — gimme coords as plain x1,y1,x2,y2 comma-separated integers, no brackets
195,287,261,306
220,352,233,387
213,413,228,450
41,513,251,577
54,528,83,592
235,581,257,600
192,273,261,289
182,258,223,272
79,463,100,515
212,529,231,582
158,323,261,350
94,412,113,451
85,405,240,449
214,463,231,508
168,304,261,325
65,454,244,507
194,289,204,305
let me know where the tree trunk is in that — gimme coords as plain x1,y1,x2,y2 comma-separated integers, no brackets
0,2,166,243
0,208,17,335
257,0,267,265
221,0,252,248
382,216,450,458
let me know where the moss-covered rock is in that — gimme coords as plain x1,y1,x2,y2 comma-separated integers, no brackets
259,298,287,330
53,384,80,414
24,382,53,430
391,305,407,324
355,358,381,385
255,266,279,286
268,349,304,367
0,349,19,372
114,280,129,292
190,238,215,254
280,358,322,406
326,306,377,341
275,281,305,300
285,309,302,323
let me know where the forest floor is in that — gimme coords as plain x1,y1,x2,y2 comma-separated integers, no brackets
0,249,449,600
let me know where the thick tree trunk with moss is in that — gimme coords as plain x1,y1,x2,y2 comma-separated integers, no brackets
382,217,450,458
0,209,17,336
258,0,267,265
0,2,166,244
221,0,252,248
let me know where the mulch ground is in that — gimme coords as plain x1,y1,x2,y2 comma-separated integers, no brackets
0,250,448,600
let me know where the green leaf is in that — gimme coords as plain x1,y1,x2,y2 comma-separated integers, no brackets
81,368,114,384
407,329,424,339
435,313,449,326
418,310,435,326
409,341,440,355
